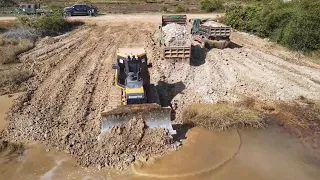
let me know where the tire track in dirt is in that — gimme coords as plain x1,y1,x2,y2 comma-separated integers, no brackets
3,19,320,168
4,22,161,167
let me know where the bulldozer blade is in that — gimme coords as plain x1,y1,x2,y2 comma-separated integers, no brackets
101,104,176,135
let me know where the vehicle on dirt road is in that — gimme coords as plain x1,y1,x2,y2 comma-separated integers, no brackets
64,4,98,16
101,48,175,136
159,15,191,60
190,18,231,49
16,3,52,15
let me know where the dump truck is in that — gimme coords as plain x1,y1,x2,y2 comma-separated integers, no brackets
100,48,176,136
190,18,231,49
159,15,191,60
16,4,52,15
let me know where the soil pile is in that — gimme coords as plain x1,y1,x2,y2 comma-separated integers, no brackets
95,118,173,169
162,23,191,46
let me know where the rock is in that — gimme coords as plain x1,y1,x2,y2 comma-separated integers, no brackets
162,23,191,46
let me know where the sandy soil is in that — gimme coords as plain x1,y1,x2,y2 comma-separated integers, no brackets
1,14,320,168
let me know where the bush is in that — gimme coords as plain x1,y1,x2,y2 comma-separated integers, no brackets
48,2,64,13
224,0,320,52
161,6,168,12
176,5,186,13
3,28,39,41
15,12,83,37
200,0,224,12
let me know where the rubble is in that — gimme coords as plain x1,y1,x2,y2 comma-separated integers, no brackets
162,23,191,46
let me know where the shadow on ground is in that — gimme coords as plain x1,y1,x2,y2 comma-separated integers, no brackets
228,41,243,49
190,45,207,66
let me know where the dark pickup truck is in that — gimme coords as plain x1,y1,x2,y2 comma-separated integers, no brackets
64,4,98,16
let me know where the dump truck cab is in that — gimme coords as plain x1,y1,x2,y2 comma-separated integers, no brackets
17,4,39,14
16,3,51,15
113,48,151,105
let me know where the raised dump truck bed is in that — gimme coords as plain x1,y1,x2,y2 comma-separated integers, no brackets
160,15,191,60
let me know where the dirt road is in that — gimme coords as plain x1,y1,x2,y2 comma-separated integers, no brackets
2,14,320,167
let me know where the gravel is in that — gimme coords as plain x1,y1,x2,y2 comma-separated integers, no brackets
161,23,191,46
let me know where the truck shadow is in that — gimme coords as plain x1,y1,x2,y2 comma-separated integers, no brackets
228,41,243,49
190,45,207,66
156,81,185,120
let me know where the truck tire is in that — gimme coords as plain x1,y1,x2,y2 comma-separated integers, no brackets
65,12,72,17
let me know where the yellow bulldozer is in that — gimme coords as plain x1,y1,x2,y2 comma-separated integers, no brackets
101,48,176,135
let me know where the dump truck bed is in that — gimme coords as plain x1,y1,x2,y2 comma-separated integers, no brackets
198,25,231,39
160,14,191,60
162,46,191,59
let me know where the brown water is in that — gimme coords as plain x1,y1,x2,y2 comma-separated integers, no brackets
0,94,16,131
1,94,320,180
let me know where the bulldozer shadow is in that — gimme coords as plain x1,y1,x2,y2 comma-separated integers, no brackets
156,80,185,120
172,124,194,141
190,45,207,66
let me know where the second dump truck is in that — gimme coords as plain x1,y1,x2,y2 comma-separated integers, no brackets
159,15,191,60
190,18,231,49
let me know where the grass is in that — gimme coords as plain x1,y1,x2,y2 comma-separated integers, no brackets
182,97,320,133
182,101,265,131
0,68,32,95
0,36,34,64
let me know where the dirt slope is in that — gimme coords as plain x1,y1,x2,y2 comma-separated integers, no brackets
3,22,163,167
2,16,320,167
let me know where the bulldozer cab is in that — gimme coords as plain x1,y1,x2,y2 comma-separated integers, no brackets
113,48,150,105
101,48,176,135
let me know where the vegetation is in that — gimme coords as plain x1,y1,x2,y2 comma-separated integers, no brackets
175,4,187,13
15,12,83,37
0,31,36,64
0,68,32,95
200,0,224,12
224,0,320,52
0,10,83,95
182,101,264,131
182,97,320,134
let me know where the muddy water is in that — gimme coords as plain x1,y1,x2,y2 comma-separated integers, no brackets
0,94,17,131
1,94,320,180
132,128,241,177
130,127,320,180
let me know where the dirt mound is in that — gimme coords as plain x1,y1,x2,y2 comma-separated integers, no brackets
94,118,173,169
161,23,191,46
2,22,176,169
2,18,320,170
